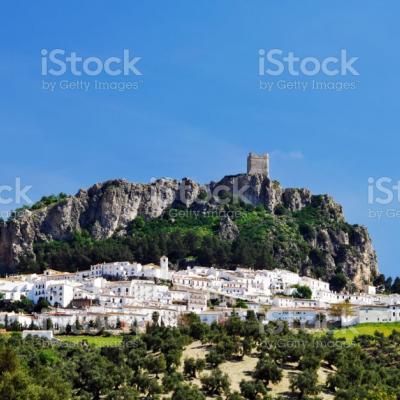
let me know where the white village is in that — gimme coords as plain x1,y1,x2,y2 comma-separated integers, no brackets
1,153,399,338
0,255,399,338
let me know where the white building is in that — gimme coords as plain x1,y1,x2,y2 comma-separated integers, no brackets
89,256,169,280
30,280,79,308
1,257,398,331
358,304,400,324
363,285,377,295
0,280,34,301
300,276,330,292
0,312,38,328
272,297,323,309
266,307,325,326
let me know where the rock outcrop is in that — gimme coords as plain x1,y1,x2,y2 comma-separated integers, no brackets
0,178,200,268
218,216,239,242
0,174,379,289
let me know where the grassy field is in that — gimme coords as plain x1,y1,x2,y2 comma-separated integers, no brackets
57,335,124,347
332,322,400,342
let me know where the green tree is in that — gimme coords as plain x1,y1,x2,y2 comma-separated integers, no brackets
293,285,312,299
75,351,119,400
235,299,248,309
239,380,267,400
200,369,231,396
75,318,83,331
151,311,160,326
162,372,185,392
34,297,50,313
106,387,139,400
227,391,244,400
205,349,225,367
252,356,282,386
45,318,53,330
330,273,348,292
391,277,400,294
172,384,205,400
145,354,167,378
290,368,320,399
298,354,320,371
184,357,206,379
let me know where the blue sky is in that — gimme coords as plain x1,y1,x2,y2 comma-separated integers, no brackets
0,1,399,277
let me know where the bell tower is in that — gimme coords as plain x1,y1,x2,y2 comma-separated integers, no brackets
160,256,169,280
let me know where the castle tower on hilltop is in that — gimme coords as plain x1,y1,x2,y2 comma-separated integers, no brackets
247,153,269,177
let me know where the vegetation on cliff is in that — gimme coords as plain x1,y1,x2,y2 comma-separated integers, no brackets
0,175,381,290
20,197,374,292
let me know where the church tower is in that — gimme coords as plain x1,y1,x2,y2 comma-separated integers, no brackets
160,256,169,280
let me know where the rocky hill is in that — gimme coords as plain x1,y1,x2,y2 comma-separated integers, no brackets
0,174,378,290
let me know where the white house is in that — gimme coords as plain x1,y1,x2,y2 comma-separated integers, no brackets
272,297,323,309
300,276,330,292
363,285,377,295
266,307,325,326
358,304,400,324
0,312,34,328
0,280,34,301
30,280,79,308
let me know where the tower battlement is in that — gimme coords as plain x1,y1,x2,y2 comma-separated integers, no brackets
247,152,269,177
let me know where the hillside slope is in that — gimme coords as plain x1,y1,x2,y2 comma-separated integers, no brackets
0,174,378,290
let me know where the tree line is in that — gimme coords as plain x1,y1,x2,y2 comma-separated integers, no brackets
1,311,399,399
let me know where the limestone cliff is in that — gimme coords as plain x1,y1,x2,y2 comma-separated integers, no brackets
0,174,378,289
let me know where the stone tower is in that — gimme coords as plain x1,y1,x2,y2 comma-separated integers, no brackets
247,153,269,177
